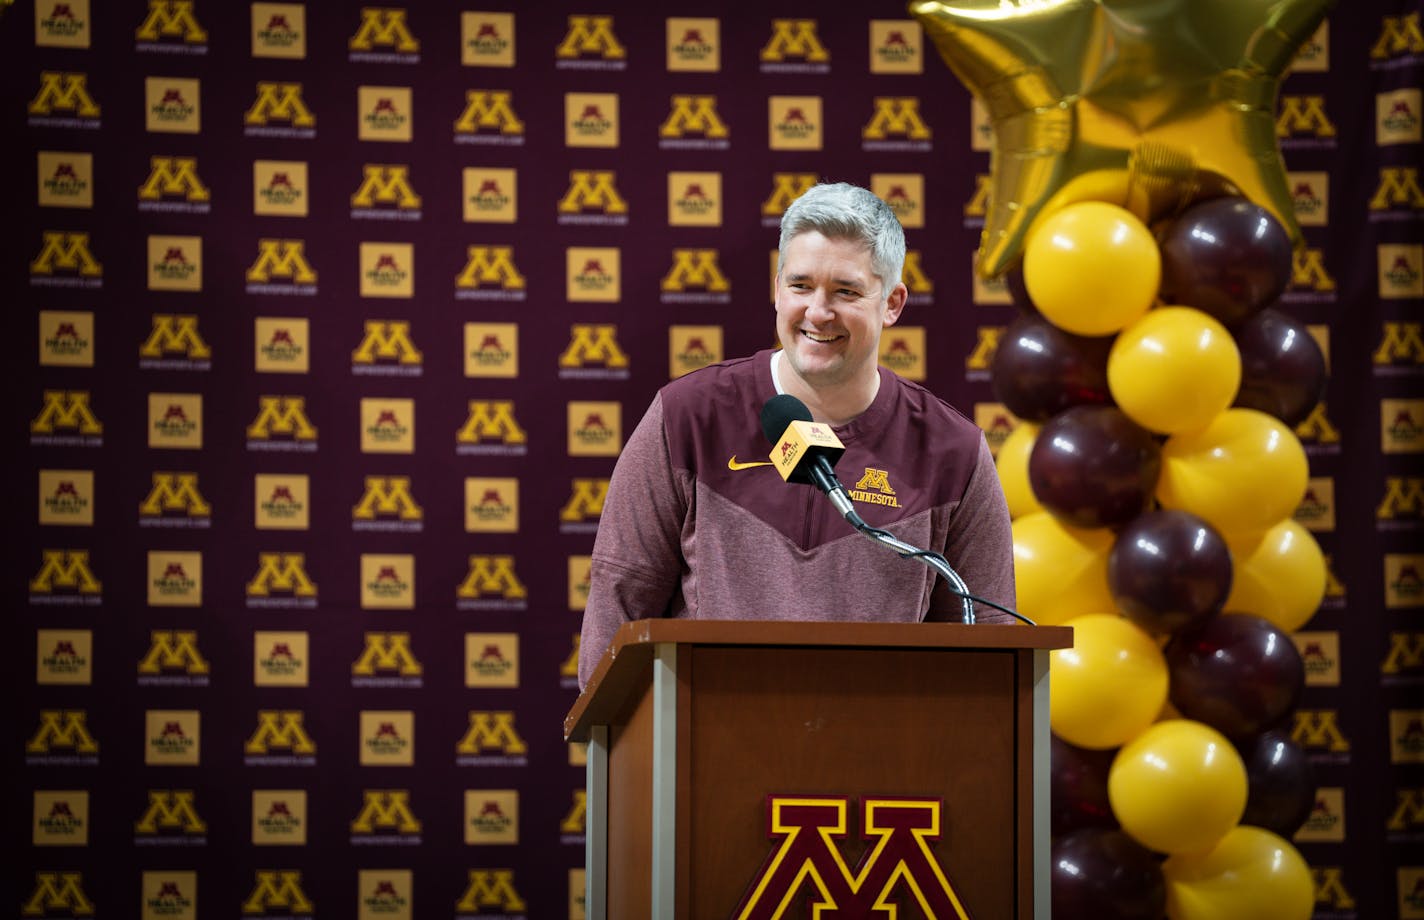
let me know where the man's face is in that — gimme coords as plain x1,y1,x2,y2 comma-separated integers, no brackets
775,231,906,393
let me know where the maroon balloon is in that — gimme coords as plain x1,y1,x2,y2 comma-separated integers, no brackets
1052,828,1166,920
1159,198,1293,325
1231,307,1328,427
1108,510,1232,635
1236,731,1318,838
991,314,1114,422
1004,264,1040,316
1166,613,1305,739
1052,734,1119,836
1027,406,1161,529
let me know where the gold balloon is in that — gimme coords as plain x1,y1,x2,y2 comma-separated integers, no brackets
1156,409,1309,538
1051,613,1168,749
1226,521,1326,632
1023,202,1160,336
911,0,1332,278
995,421,1044,519
1163,826,1314,920
1109,719,1247,855
1109,307,1242,434
1012,511,1116,625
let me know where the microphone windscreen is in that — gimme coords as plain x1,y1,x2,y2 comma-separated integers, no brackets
760,393,813,443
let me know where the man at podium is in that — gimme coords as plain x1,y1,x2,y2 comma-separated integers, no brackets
578,182,1016,689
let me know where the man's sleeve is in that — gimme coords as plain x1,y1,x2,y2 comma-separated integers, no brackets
930,435,1018,624
577,393,690,689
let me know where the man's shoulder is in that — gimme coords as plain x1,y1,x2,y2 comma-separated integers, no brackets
661,352,765,417
885,371,980,437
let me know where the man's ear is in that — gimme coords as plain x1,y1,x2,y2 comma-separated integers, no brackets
883,281,908,327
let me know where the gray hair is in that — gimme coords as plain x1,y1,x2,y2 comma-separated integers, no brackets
778,182,906,298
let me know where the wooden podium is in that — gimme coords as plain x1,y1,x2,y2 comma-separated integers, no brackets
565,620,1072,920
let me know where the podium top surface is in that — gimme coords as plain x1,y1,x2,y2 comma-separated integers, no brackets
565,619,1072,741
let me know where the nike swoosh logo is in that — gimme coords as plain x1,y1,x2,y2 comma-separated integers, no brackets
727,456,774,471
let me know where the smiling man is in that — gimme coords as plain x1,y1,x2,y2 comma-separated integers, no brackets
577,182,1016,689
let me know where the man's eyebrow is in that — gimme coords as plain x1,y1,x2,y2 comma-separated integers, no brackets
784,271,869,288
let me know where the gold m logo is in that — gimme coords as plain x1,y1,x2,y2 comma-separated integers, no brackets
1277,95,1337,137
864,97,930,140
1375,322,1424,365
139,473,211,517
1370,167,1424,211
457,556,528,600
31,231,101,276
902,251,933,293
454,90,524,134
247,396,318,440
26,710,98,754
1310,867,1356,909
350,164,421,209
29,550,101,594
966,326,1005,370
1295,403,1341,445
353,476,422,520
1290,248,1336,292
456,711,528,755
762,173,817,216
22,873,94,917
455,871,527,913
561,790,587,833
32,391,102,435
661,96,729,138
349,7,418,51
135,0,207,42
351,790,421,834
28,72,100,117
352,632,422,676
138,156,210,202
1379,478,1424,520
244,711,316,754
138,630,210,675
735,797,969,920
558,170,628,214
559,324,628,368
1292,710,1350,752
854,469,896,495
134,790,207,834
456,246,526,290
457,401,527,444
560,479,609,522
140,314,211,359
1389,788,1424,831
245,83,315,127
662,249,730,292
243,871,313,915
246,239,317,283
1323,555,1346,600
247,554,317,597
761,19,828,62
964,174,992,218
555,15,625,59
353,320,422,365
1371,12,1424,59
1384,632,1424,674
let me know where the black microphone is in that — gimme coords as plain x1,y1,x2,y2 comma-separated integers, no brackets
759,394,853,507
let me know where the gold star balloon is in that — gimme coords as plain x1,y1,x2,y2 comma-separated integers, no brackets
911,0,1333,278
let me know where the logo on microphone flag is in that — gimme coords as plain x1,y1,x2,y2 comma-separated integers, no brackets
770,420,844,482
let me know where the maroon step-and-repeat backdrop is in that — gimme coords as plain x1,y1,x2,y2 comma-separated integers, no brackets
6,1,1421,917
